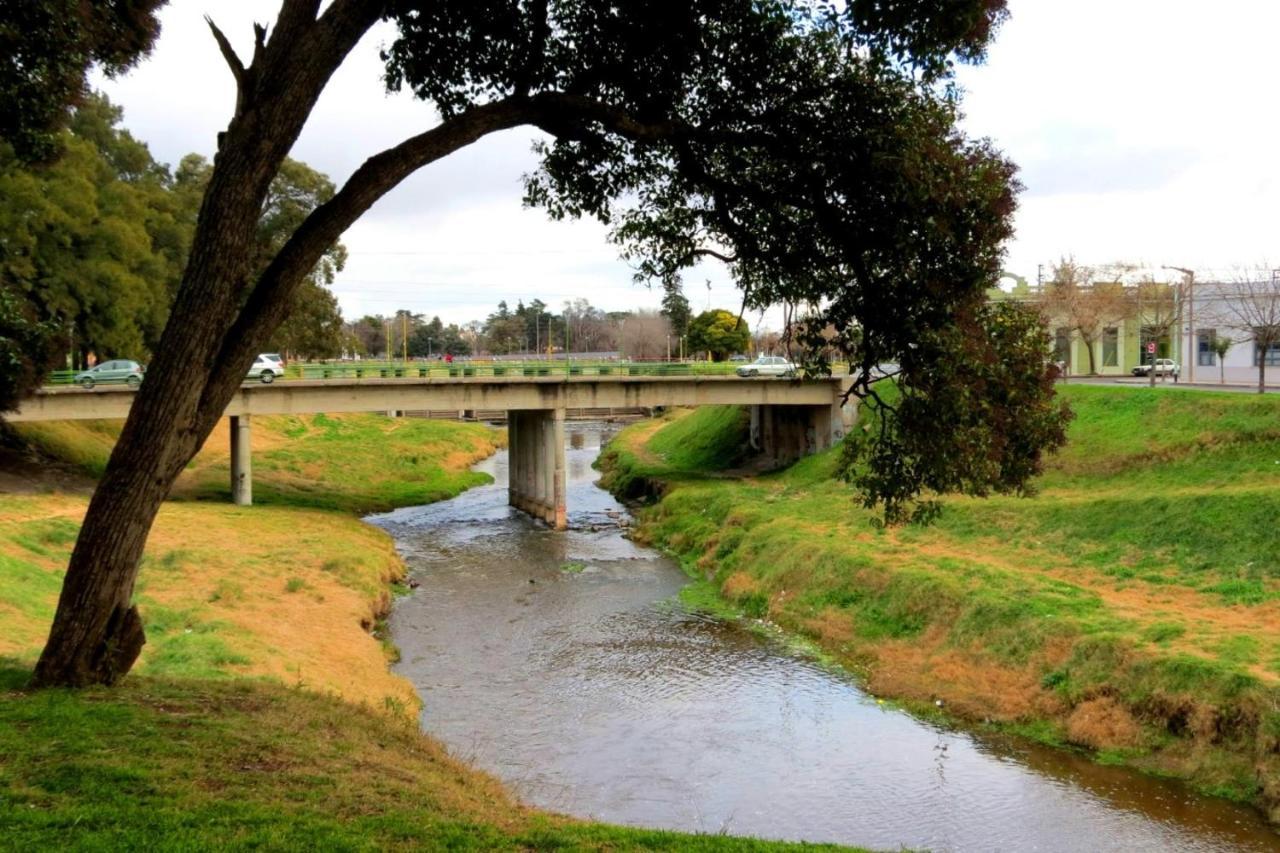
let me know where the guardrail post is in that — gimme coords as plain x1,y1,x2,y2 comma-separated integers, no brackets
230,415,252,506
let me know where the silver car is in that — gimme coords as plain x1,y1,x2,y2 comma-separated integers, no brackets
74,360,144,389
735,355,796,378
246,354,283,384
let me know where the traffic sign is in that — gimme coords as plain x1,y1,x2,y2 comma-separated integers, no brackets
1146,342,1156,354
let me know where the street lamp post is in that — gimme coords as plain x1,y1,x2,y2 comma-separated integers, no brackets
1164,265,1195,383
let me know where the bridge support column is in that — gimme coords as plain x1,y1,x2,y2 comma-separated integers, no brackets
505,408,567,530
230,415,252,506
552,407,566,531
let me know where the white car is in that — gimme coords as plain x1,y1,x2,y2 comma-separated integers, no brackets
246,354,283,384
1131,358,1180,378
735,355,796,378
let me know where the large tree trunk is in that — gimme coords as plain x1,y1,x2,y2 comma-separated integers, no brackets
32,0,383,687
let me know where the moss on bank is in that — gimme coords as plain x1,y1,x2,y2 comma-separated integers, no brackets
599,389,1280,823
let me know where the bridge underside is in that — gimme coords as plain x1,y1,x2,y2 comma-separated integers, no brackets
9,376,849,527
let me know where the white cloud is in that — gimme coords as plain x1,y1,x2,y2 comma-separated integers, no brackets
956,0,1280,279
97,1,1279,327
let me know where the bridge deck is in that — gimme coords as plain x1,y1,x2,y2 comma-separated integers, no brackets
8,375,843,422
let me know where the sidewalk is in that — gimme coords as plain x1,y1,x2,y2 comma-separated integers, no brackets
1063,376,1280,393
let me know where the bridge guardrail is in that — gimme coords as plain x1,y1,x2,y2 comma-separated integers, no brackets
43,360,753,387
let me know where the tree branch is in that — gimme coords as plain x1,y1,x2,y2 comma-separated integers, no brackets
205,17,247,97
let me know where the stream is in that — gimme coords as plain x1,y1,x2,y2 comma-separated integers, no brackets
374,423,1279,852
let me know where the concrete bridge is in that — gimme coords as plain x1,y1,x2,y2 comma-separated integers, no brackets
8,375,847,530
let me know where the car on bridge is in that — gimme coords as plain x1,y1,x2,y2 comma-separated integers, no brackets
74,360,145,389
735,355,796,378
246,354,284,384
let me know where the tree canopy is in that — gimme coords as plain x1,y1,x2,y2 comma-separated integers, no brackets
0,0,164,162
687,309,749,361
25,0,1070,688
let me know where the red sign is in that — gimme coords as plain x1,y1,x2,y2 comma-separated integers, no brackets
1146,342,1156,354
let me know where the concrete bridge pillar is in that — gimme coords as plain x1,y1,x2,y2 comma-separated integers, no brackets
230,414,252,506
506,408,568,530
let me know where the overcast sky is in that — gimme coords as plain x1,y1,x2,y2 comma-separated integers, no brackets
97,1,1280,329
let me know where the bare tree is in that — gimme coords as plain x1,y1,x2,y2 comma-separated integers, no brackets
617,310,670,361
1133,274,1189,387
1209,269,1280,394
1037,258,1130,375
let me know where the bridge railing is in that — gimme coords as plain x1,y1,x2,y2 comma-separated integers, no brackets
44,360,746,386
292,360,742,380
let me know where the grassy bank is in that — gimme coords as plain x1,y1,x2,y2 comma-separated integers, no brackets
598,388,1280,823
0,414,853,849
0,668,854,850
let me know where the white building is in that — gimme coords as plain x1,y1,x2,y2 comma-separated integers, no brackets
1176,278,1280,386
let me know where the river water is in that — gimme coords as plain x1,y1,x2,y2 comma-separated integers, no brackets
375,424,1279,852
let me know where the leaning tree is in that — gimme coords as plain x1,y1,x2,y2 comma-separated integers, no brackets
26,0,1068,688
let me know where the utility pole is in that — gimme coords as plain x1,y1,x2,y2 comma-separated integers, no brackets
1164,265,1195,383
401,314,408,363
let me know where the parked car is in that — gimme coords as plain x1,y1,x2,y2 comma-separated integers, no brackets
728,354,749,362
260,352,285,368
1131,358,1180,378
246,354,283,383
74,360,144,389
735,355,796,378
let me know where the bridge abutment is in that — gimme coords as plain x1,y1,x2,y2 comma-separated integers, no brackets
750,403,843,466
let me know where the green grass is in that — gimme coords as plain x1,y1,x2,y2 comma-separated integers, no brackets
0,667,857,851
14,413,504,515
600,390,1280,819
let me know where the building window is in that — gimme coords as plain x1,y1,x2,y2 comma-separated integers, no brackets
1256,339,1280,367
1197,330,1216,367
1102,328,1118,367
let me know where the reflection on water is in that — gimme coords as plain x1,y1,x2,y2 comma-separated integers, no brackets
374,424,1278,852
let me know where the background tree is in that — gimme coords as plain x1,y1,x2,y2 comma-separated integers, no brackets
618,309,670,361
0,287,59,412
178,153,350,361
687,309,750,361
0,99,171,368
32,0,1029,688
1133,275,1186,387
1209,271,1280,394
483,301,527,354
1211,334,1233,385
347,315,386,358
0,0,163,162
1037,258,1129,375
660,281,691,341
560,298,614,353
